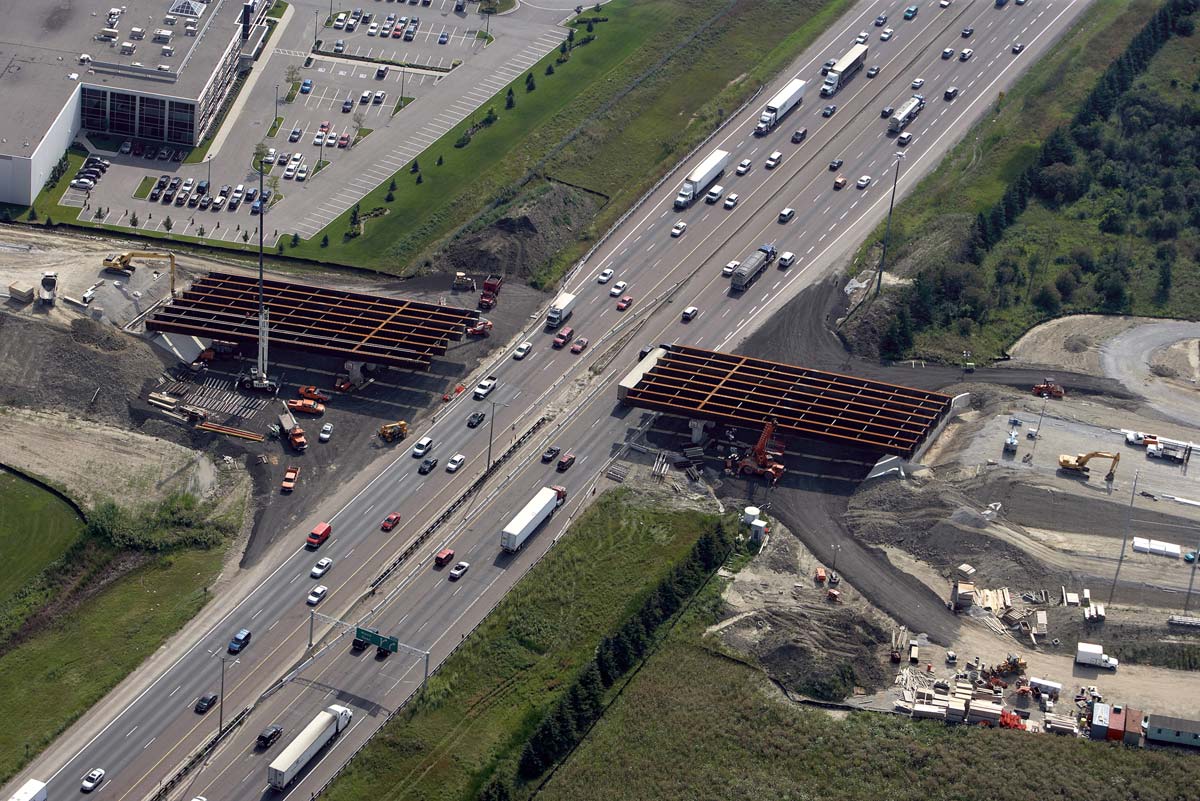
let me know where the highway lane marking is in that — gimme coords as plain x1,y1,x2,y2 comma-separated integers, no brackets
722,308,731,317
142,738,155,750
347,548,355,557
823,206,831,214
646,243,655,251
243,770,256,784
267,620,279,632
772,281,782,290
512,391,522,399
363,503,375,515
453,586,463,596
168,686,180,697
125,726,137,738
289,573,301,584
251,608,264,620
591,418,601,428
417,620,430,632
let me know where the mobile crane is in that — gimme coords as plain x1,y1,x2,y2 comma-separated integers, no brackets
725,418,785,485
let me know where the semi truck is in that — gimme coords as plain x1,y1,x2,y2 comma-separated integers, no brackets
6,779,47,801
888,94,926,132
821,44,867,96
500,485,567,552
546,292,577,328
267,704,353,790
674,148,730,209
1075,642,1119,670
730,244,777,292
755,78,806,134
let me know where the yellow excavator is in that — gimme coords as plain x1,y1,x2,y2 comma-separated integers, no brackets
1058,451,1120,481
102,250,178,296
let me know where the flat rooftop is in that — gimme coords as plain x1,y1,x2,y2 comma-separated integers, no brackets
0,0,250,149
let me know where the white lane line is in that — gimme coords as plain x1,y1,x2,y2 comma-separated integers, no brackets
251,608,264,620
143,738,155,750
125,726,138,738
168,686,180,697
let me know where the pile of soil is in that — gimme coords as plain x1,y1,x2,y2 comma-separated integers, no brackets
0,310,167,429
442,181,604,282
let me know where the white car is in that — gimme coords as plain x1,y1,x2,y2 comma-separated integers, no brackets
880,27,894,40
284,163,297,179
368,22,379,35
449,561,470,580
856,175,872,189
779,251,796,268
446,453,466,473
736,158,752,175
897,132,913,146
723,193,739,209
723,260,740,277
264,147,277,164
306,585,328,605
296,165,309,181
940,0,951,6
412,436,433,457
513,341,533,360
959,48,974,61
670,221,687,237
609,280,628,296
855,30,869,43
290,152,303,165
311,557,333,578
71,178,95,190
765,151,783,169
319,423,333,441
597,268,614,283
779,207,795,223
911,78,925,89
81,768,106,793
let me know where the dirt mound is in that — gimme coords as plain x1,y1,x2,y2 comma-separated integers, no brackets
0,310,166,428
443,180,604,282
1063,334,1091,354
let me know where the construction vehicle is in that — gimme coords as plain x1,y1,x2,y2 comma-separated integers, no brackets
814,566,827,583
478,274,503,310
1058,451,1120,481
452,272,476,291
724,418,785,485
1032,377,1065,398
466,319,494,337
889,627,907,663
298,386,330,403
378,420,409,443
189,340,238,372
334,360,378,392
1147,440,1189,461
287,398,325,416
281,466,300,492
288,425,307,451
1004,431,1018,453
826,588,841,602
101,250,178,296
37,272,58,306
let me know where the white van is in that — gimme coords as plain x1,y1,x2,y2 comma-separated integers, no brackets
704,185,724,204
334,12,347,28
412,437,434,457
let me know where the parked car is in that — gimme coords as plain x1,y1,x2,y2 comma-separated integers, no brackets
300,79,313,94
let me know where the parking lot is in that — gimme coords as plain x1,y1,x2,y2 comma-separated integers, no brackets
321,3,483,71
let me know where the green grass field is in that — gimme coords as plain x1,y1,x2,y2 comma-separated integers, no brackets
540,581,1198,801
132,176,155,200
0,473,84,610
323,490,719,801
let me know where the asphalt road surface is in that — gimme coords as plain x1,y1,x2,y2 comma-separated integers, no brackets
12,0,1099,798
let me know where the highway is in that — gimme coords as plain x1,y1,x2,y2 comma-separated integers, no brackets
11,0,1096,799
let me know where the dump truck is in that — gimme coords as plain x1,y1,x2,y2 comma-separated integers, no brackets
674,148,730,209
378,420,409,443
500,485,567,552
730,244,777,292
281,466,300,492
473,375,499,400
888,95,926,132
7,779,47,801
278,412,308,451
821,43,867,96
1076,642,1118,670
546,291,577,329
267,704,353,790
478,274,503,310
287,399,326,416
755,77,806,134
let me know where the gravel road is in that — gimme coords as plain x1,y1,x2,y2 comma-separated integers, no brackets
1101,321,1200,428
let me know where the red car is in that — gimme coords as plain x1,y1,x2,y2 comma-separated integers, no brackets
570,337,589,354
616,295,633,311
319,120,331,132
381,513,401,531
337,133,350,148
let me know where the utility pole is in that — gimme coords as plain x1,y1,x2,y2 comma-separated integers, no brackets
1185,529,1200,614
485,399,509,468
875,152,905,297
1108,470,1139,606
218,656,237,733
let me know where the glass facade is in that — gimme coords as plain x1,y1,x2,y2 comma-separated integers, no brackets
108,92,137,136
167,101,195,144
81,87,108,132
137,96,166,141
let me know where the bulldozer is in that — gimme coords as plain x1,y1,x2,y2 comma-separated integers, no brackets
102,250,178,296
1058,451,1120,481
452,272,476,291
1032,377,1065,398
378,421,409,443
724,418,785,485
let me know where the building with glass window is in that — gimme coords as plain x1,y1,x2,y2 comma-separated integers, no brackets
0,0,271,204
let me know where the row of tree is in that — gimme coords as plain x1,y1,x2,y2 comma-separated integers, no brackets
476,521,736,800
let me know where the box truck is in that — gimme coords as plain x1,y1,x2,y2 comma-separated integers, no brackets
545,292,577,329
674,149,729,209
755,78,806,134
500,486,567,552
267,705,353,790
1076,642,1118,670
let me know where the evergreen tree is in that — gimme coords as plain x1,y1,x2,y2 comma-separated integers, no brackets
596,640,620,686
517,739,545,779
578,661,605,720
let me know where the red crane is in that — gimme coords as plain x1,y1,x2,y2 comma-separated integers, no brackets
726,418,785,485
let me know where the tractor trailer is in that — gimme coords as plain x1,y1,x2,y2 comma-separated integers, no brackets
730,244,777,292
545,292,577,328
1075,642,1118,670
888,95,926,132
6,780,47,801
674,149,730,209
755,78,807,134
500,485,567,552
267,704,353,790
821,44,867,96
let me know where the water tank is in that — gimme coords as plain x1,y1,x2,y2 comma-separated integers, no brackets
742,506,760,524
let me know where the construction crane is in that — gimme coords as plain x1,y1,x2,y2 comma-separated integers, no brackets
725,418,785,485
1058,451,1120,481
101,251,178,297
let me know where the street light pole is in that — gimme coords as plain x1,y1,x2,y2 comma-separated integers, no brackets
485,399,509,469
314,9,319,47
274,84,279,128
875,151,905,296
218,656,226,732
400,67,406,111
206,155,211,186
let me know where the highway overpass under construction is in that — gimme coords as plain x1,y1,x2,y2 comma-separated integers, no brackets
618,345,953,458
146,272,480,370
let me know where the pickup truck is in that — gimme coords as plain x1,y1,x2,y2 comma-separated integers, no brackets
473,375,498,399
281,466,300,492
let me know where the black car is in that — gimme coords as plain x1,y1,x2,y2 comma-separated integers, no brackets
228,628,252,654
256,724,283,748
467,411,486,428
351,637,368,651
821,58,837,76
881,106,894,119
541,446,561,463
342,99,354,113
866,65,880,78
418,457,439,474
168,176,182,190
822,105,837,117
829,159,843,171
85,158,110,171
196,179,210,195
961,26,974,37
195,693,218,713
156,174,170,189
376,645,390,659
150,187,163,201
791,128,807,143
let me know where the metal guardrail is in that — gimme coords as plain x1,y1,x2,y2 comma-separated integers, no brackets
145,706,251,801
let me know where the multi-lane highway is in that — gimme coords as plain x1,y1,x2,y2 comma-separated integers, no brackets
12,0,1095,798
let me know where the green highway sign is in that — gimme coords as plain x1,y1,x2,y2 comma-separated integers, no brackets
355,627,398,653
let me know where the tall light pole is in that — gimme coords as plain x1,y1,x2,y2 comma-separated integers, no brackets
205,153,212,187
217,655,237,732
400,67,406,111
274,84,279,129
314,9,319,47
875,151,905,296
485,399,509,469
